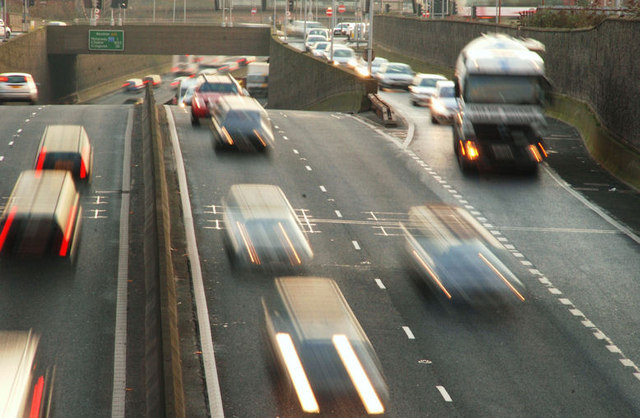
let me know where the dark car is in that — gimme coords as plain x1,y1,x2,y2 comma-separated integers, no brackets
0,170,82,260
210,95,274,152
34,125,93,183
263,276,389,415
402,204,526,305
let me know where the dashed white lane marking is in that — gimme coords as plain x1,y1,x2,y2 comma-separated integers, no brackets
335,210,343,218
375,279,386,289
283,136,289,140
8,141,13,146
0,156,4,161
319,185,327,192
402,326,415,340
305,165,312,171
293,149,299,154
436,386,453,402
352,240,361,250
274,125,279,129
17,128,22,133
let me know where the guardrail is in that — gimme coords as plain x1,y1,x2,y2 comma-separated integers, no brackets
368,93,397,126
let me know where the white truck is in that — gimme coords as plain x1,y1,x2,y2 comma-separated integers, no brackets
453,34,553,173
245,61,269,98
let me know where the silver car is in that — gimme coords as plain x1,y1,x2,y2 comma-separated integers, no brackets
409,73,447,106
429,80,459,124
374,62,414,90
0,72,38,104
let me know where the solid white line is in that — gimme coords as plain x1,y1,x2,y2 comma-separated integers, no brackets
335,210,342,218
436,386,453,402
352,240,361,250
375,278,386,289
319,185,327,192
402,326,415,339
111,108,133,418
165,106,224,418
543,164,640,245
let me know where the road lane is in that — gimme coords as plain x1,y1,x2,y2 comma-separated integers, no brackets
171,103,640,416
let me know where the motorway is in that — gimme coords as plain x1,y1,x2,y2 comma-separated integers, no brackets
169,84,640,416
0,65,639,416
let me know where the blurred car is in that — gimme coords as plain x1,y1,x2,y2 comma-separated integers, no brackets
142,74,162,88
181,85,196,107
333,22,350,35
34,125,93,183
354,56,388,77
173,76,199,106
222,184,313,268
122,78,144,92
0,19,11,39
0,170,82,260
235,55,256,66
330,46,357,67
306,28,330,41
197,68,219,76
262,276,389,415
0,72,38,104
170,76,187,90
310,41,330,58
287,20,325,37
409,73,447,106
429,80,459,124
190,73,242,125
210,95,274,151
305,35,327,51
374,62,414,90
45,20,67,26
401,204,526,305
0,330,55,418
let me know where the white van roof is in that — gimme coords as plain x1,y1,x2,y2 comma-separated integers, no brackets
460,34,544,76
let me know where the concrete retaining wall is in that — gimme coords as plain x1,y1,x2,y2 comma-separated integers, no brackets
268,35,377,111
373,16,640,152
0,28,172,104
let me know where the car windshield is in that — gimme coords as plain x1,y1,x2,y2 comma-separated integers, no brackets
386,65,411,75
314,42,328,50
439,86,455,98
200,82,239,94
334,49,353,58
419,78,440,87
465,75,539,104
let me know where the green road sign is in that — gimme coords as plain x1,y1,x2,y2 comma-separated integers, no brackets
88,30,124,51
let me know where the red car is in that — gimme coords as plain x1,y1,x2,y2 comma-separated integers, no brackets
190,74,243,126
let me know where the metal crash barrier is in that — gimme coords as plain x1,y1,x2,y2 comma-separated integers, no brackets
368,93,397,127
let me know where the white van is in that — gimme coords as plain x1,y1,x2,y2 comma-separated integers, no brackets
246,62,269,97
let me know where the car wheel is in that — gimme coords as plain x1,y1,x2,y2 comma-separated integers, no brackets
431,115,438,124
456,147,475,174
191,113,200,126
411,100,417,107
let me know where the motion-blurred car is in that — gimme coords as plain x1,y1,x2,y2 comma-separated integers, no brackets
142,74,162,88
374,62,414,90
402,204,526,305
263,276,389,415
305,35,327,52
34,125,93,183
409,73,447,106
0,330,55,418
222,184,313,268
0,72,38,104
333,22,350,35
310,41,330,58
429,80,459,124
122,78,144,92
173,76,199,107
305,28,330,41
210,95,274,151
330,46,357,67
190,73,242,126
0,19,11,40
354,56,388,77
0,170,82,260
170,76,187,90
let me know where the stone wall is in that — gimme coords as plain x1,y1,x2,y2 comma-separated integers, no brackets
373,16,640,150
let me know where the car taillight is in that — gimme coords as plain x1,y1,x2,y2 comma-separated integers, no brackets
80,145,90,179
35,147,47,171
0,206,18,252
0,76,8,82
121,82,130,88
29,376,45,418
59,202,79,257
